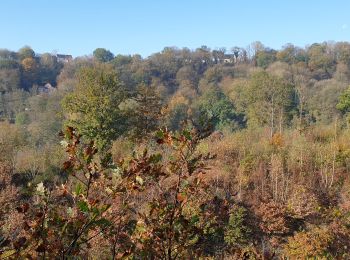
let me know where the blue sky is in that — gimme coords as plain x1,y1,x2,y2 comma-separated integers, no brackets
1,0,350,57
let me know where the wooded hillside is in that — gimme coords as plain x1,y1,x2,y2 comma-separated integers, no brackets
1,42,350,258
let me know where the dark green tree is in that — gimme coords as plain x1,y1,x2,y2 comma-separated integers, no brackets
193,87,243,131
129,84,163,139
336,86,350,113
93,48,114,63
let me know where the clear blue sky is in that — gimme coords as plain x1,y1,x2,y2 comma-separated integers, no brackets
1,0,350,57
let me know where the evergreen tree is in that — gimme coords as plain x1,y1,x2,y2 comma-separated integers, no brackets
129,84,163,139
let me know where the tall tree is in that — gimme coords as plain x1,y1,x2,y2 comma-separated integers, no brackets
0,68,20,92
243,71,295,137
256,48,277,68
307,43,335,78
62,65,127,150
18,46,35,60
193,87,243,131
39,53,61,85
93,48,114,63
21,57,38,89
129,84,163,140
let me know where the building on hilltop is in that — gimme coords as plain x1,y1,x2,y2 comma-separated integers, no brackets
38,83,56,94
56,54,73,63
222,54,235,64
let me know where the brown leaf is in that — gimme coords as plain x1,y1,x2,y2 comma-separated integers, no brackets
63,161,73,170
23,221,31,231
0,238,10,247
16,203,29,213
13,237,26,249
66,126,74,139
23,203,29,213
36,212,44,218
35,244,46,253
156,138,164,144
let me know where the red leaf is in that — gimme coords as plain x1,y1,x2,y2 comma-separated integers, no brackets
177,193,187,202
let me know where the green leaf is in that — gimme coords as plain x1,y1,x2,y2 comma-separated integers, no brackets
149,153,162,163
180,179,189,188
190,215,199,224
155,130,165,139
126,219,137,234
74,183,83,196
77,200,89,213
182,129,192,140
93,218,111,227
92,206,101,215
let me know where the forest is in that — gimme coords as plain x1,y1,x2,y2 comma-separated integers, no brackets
1,41,350,259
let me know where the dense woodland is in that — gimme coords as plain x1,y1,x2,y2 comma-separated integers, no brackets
1,41,350,258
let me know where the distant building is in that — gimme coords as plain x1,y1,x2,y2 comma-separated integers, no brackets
222,54,235,64
38,83,56,94
56,54,73,63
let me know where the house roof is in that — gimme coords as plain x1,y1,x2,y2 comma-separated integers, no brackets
57,54,72,59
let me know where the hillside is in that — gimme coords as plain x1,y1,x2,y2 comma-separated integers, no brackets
1,42,350,258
